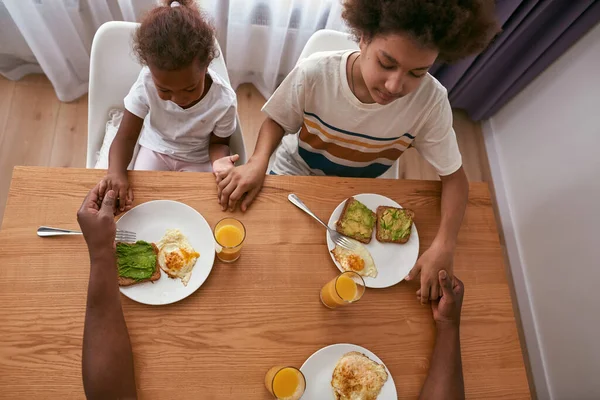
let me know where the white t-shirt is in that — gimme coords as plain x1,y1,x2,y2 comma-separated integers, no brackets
124,66,237,163
263,50,462,177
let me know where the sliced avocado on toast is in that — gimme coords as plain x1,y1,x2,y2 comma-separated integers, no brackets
376,206,414,244
336,197,376,244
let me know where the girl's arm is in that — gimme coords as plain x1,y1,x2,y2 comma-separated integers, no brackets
108,110,144,175
216,117,285,211
99,110,143,212
209,133,240,175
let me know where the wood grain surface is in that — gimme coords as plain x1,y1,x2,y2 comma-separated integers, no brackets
0,167,530,399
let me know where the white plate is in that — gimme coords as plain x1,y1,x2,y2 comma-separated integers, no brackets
300,343,397,399
116,200,215,305
327,193,419,288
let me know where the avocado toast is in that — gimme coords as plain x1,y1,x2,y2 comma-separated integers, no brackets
376,206,414,244
116,241,161,286
336,197,376,244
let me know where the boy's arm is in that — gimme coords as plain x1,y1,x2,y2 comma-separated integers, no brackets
409,167,468,304
216,117,285,211
77,187,137,400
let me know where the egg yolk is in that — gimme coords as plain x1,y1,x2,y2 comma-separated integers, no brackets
348,254,365,272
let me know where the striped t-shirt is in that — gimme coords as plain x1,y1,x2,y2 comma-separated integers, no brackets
264,50,462,178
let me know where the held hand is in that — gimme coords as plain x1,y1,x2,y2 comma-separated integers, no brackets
212,154,240,176
98,172,133,213
216,158,267,212
431,270,464,328
77,185,117,259
406,242,454,304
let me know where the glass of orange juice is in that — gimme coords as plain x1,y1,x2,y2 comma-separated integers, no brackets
264,366,306,400
214,218,246,263
320,271,365,308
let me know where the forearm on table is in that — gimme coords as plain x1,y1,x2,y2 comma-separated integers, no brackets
434,167,469,248
249,117,285,166
83,252,137,399
420,325,464,400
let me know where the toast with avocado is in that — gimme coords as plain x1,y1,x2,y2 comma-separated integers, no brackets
116,241,161,286
336,197,376,244
376,206,414,244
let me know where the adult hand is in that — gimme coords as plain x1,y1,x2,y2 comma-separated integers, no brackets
406,242,454,304
430,270,464,329
77,184,117,260
216,158,267,212
212,154,239,176
98,171,133,213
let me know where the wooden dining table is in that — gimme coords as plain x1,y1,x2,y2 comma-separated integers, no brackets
0,166,530,399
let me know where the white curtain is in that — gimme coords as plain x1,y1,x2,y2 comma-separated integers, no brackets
0,0,347,102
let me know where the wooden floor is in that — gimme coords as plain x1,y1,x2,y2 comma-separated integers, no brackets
0,77,490,224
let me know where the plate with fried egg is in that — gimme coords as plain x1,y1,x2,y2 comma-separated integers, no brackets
326,193,419,288
116,200,215,305
300,343,397,399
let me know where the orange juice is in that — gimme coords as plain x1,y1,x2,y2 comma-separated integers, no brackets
265,366,305,399
320,271,365,308
216,224,243,247
214,218,246,263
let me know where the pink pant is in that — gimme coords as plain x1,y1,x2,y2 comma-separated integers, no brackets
133,146,212,172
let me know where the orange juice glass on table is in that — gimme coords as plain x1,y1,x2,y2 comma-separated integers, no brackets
214,218,246,263
265,366,306,400
320,271,365,308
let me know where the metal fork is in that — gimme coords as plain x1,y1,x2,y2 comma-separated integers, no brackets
287,194,360,252
37,226,137,243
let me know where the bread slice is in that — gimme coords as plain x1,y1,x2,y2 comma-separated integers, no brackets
335,197,376,244
117,242,161,287
376,206,415,244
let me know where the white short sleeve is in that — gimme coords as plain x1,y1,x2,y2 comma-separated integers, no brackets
261,61,306,133
123,69,150,119
412,98,462,176
213,103,237,138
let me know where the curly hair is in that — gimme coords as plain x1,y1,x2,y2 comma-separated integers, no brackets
134,0,219,70
342,0,500,62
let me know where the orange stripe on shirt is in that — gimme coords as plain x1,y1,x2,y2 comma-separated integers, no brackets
304,119,411,150
299,124,403,163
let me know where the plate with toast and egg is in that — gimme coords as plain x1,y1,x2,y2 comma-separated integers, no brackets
327,194,419,288
115,200,215,305
300,343,397,399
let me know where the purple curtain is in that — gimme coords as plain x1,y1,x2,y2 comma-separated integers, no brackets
431,0,600,121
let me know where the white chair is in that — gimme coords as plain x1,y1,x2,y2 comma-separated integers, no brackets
87,21,247,168
295,29,399,179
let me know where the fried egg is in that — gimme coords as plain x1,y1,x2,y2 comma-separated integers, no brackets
331,244,377,278
157,229,200,286
331,351,388,400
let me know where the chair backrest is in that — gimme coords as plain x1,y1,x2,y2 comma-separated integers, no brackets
87,21,246,168
294,29,399,179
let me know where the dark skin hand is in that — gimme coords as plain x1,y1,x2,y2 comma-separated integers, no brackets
419,271,465,400
78,185,137,400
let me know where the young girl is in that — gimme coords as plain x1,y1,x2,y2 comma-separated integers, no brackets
217,0,498,303
99,0,238,211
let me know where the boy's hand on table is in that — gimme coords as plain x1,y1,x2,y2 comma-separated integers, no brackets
212,154,239,176
431,270,464,329
77,185,117,260
98,172,133,214
406,242,454,304
216,158,268,212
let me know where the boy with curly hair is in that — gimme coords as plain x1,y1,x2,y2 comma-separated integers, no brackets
218,0,499,303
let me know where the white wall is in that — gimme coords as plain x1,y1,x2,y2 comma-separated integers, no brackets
483,22,600,400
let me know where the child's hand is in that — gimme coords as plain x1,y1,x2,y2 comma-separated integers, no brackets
98,172,133,214
216,159,268,212
212,154,240,176
406,242,454,304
